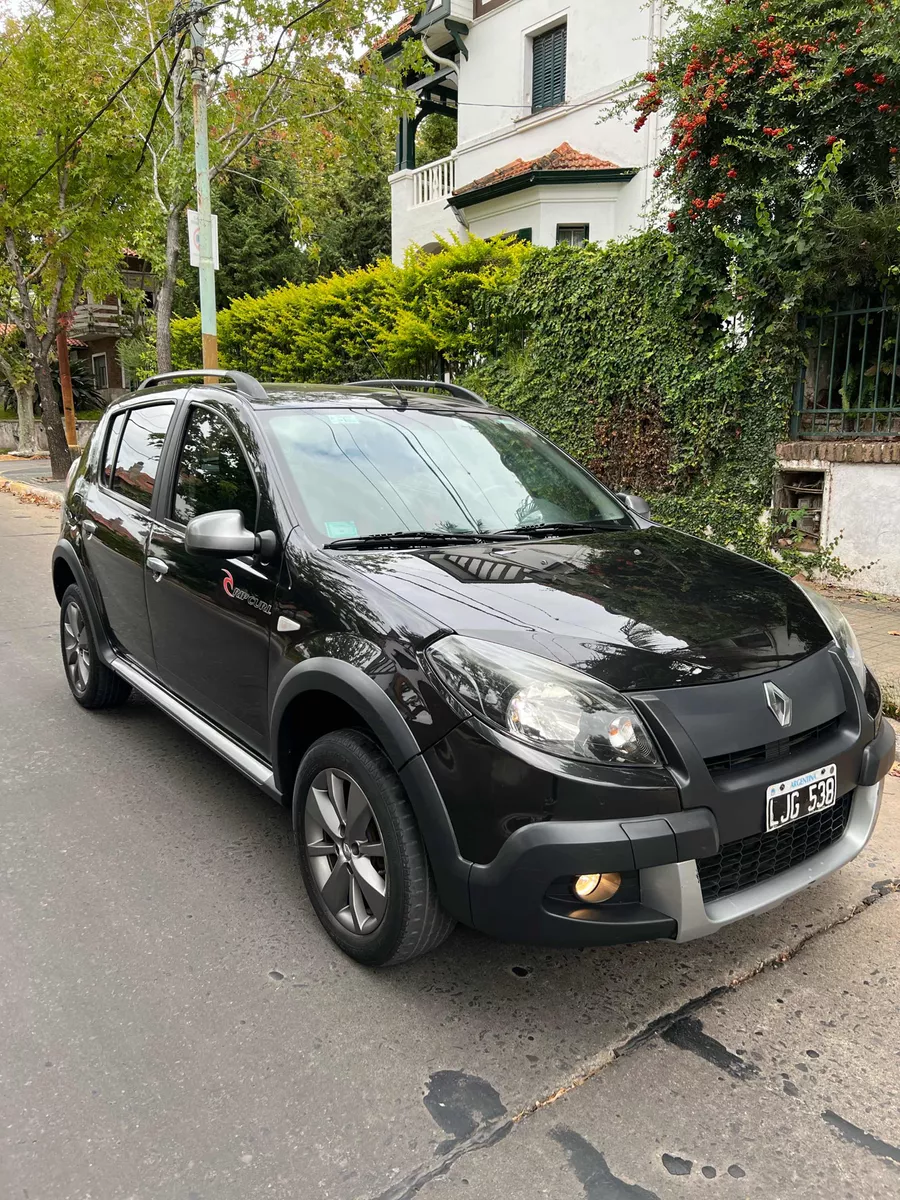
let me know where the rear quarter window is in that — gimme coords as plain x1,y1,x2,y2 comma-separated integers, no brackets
110,403,176,507
101,411,127,488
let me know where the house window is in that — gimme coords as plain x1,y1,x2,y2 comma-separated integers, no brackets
92,353,108,391
531,23,567,113
557,224,589,247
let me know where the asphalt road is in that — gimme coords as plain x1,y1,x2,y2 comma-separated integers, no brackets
1,490,898,1200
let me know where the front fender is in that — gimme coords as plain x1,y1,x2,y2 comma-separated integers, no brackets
271,658,472,924
271,658,427,778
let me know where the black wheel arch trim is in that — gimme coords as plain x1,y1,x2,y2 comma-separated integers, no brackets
271,659,474,924
51,542,115,664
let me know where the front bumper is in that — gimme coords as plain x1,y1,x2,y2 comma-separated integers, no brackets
463,713,894,946
467,780,885,945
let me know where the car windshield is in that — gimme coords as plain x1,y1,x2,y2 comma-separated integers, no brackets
260,407,631,544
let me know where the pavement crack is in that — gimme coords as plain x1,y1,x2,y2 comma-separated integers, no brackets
822,1109,900,1169
363,883,900,1200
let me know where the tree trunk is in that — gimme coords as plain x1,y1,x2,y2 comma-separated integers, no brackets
13,382,36,455
34,353,71,479
155,206,182,372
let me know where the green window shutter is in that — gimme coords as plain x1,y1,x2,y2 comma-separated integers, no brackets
532,24,567,113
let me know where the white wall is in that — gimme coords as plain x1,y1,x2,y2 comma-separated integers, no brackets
823,463,900,596
390,169,467,262
463,178,643,245
390,0,673,258
453,0,665,190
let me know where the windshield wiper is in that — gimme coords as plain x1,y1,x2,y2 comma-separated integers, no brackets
325,529,489,550
490,520,626,538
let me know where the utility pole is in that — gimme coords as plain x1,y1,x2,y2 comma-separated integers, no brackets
189,0,217,371
55,325,78,450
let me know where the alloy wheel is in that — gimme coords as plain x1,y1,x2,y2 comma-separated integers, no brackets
62,601,91,693
304,768,387,935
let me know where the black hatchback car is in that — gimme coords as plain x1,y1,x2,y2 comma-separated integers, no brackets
53,370,895,965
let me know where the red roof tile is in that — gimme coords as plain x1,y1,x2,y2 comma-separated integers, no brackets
0,323,86,348
371,12,416,52
454,143,623,197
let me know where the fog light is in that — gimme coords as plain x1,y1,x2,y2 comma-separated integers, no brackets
573,872,622,904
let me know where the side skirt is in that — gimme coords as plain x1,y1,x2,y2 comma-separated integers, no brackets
110,657,280,800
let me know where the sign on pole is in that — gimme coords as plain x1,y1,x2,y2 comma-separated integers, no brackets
187,208,220,271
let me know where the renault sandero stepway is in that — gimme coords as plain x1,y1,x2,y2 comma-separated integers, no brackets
52,370,896,965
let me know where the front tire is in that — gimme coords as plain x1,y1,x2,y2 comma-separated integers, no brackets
59,584,131,709
294,730,455,966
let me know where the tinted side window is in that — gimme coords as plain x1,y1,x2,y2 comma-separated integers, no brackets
101,411,127,487
172,407,258,529
111,404,176,507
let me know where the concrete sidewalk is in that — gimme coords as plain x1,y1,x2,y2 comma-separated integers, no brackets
824,589,900,715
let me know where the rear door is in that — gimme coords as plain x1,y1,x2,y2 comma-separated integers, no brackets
80,400,177,672
145,401,277,753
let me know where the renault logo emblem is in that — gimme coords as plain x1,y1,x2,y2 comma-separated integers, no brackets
765,682,793,728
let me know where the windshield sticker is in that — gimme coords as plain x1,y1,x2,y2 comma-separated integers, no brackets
325,413,360,425
325,521,359,539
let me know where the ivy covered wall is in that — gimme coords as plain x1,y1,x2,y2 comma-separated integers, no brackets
166,233,811,570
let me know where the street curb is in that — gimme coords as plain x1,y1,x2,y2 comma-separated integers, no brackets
0,476,62,508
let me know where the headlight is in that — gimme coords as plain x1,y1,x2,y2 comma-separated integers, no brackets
799,586,866,687
425,635,660,767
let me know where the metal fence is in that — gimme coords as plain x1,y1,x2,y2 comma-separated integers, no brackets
792,292,900,438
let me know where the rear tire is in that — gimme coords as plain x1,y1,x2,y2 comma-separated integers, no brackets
294,730,455,966
59,584,131,709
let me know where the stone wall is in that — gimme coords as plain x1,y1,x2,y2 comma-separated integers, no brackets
0,420,99,452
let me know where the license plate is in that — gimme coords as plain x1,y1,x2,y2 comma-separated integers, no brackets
766,763,837,833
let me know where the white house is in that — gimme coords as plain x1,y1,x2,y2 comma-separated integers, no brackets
376,0,672,263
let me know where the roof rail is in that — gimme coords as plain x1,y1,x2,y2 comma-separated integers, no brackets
351,379,490,407
136,369,269,402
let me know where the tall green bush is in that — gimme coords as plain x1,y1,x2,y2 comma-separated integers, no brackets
170,236,529,381
167,233,818,571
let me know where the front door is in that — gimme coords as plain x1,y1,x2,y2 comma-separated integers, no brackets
81,401,177,672
145,403,275,753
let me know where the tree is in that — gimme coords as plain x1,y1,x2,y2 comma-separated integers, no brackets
173,157,308,315
0,0,148,476
628,0,900,325
0,322,37,455
416,112,457,166
125,0,416,371
172,117,395,315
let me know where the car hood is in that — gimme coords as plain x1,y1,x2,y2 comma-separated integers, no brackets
337,526,832,692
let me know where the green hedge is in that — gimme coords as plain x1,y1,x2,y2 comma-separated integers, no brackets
169,232,827,571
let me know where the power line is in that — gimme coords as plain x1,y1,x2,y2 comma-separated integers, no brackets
246,0,337,80
135,30,187,173
11,0,225,206
12,26,174,205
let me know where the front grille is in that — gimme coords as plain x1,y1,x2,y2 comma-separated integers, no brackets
697,792,853,904
704,716,841,776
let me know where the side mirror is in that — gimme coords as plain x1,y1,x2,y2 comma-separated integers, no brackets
184,510,259,557
617,493,652,520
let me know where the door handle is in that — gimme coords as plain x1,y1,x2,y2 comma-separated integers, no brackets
146,557,169,580
82,519,96,540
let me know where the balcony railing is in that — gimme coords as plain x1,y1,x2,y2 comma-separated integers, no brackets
411,155,456,208
69,303,123,338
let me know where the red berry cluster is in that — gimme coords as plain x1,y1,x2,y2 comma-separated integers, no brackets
640,1,898,231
